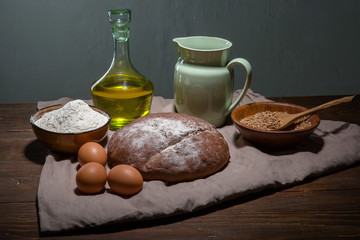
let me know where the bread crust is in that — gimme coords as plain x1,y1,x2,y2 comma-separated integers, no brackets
107,113,230,183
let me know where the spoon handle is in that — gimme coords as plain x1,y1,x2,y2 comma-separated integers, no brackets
295,95,355,118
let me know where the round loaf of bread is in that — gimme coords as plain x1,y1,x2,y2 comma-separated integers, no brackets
107,113,230,183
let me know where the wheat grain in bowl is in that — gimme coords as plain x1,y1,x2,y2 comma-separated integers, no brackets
231,102,320,150
239,110,312,131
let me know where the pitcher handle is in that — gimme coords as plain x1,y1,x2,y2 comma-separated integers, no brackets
225,58,252,115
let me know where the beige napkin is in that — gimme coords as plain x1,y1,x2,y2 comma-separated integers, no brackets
37,90,360,232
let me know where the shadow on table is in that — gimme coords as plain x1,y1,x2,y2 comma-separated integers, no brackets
24,140,49,165
266,133,325,156
24,135,109,165
235,121,353,156
233,132,325,156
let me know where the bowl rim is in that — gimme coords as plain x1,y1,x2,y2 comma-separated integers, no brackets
231,101,320,134
30,104,111,135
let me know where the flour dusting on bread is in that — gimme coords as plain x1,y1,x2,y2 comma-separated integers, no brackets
107,113,230,183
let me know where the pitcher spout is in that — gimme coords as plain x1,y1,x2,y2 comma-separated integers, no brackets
173,38,182,58
172,36,232,67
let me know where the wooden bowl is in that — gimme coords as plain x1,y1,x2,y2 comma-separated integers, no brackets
231,102,320,150
30,104,110,154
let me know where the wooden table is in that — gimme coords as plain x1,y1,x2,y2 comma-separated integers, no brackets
1,95,359,239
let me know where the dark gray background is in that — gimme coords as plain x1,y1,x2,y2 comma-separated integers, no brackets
1,0,359,102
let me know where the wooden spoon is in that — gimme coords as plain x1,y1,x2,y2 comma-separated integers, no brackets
275,95,355,131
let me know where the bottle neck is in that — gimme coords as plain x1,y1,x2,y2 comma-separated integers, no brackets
113,37,130,62
111,25,133,70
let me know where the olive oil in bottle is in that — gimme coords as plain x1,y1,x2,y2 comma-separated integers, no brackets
91,73,153,129
90,9,154,130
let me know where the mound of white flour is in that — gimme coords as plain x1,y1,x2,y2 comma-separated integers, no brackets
35,100,108,133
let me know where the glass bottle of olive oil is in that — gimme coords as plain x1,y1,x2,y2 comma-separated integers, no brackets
91,9,153,130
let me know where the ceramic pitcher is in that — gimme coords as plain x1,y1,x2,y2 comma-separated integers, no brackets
173,36,252,127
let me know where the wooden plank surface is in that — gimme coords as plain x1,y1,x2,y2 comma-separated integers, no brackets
0,96,359,239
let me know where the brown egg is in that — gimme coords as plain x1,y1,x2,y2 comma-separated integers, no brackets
108,165,143,196
78,142,107,166
76,162,107,194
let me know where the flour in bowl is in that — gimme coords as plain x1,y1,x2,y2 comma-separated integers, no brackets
35,100,109,133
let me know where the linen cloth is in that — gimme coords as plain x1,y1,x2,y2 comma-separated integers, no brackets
36,89,360,232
